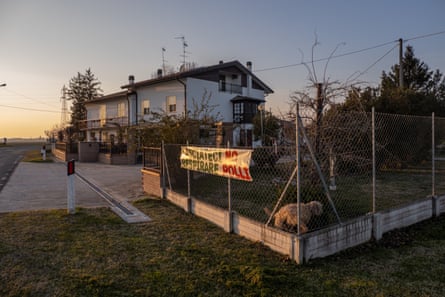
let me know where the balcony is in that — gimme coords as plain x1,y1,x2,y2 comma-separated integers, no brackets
219,81,242,94
79,116,129,130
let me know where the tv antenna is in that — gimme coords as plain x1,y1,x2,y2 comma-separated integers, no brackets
161,47,167,74
175,35,190,70
60,85,68,127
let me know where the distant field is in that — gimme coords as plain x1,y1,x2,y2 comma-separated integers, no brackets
0,198,444,296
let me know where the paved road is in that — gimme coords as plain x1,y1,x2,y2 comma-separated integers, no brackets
0,143,40,192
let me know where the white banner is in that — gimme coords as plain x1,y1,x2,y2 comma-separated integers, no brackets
180,146,253,182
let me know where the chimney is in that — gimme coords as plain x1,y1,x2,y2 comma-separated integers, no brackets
219,60,224,64
246,61,252,71
157,69,163,78
128,75,135,85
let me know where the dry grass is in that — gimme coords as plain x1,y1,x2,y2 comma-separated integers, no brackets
0,198,444,296
21,149,53,163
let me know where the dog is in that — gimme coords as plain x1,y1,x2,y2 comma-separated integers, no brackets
265,201,323,234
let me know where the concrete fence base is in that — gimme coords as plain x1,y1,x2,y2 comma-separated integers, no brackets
141,170,445,264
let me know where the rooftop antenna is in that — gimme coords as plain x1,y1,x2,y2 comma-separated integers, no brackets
162,47,167,74
60,85,68,127
175,35,190,70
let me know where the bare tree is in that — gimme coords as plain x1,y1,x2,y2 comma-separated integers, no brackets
290,37,353,155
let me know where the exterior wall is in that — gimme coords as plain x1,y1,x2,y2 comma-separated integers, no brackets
98,153,133,165
78,142,99,162
374,199,433,240
85,98,128,142
52,148,78,162
186,78,236,122
434,195,445,215
186,77,266,123
136,80,185,118
141,169,162,197
303,216,373,261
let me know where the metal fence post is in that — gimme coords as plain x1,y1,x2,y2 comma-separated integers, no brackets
187,141,191,200
372,107,376,213
161,141,166,199
432,112,436,197
296,104,301,236
227,141,232,233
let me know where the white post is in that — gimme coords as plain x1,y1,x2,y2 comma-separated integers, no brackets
227,141,232,233
41,145,46,161
67,160,76,214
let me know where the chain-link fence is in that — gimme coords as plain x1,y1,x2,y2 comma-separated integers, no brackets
159,109,442,234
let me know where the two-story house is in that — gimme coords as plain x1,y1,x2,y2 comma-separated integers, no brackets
83,60,273,149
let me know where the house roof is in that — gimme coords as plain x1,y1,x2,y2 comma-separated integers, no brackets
120,60,274,94
87,90,127,104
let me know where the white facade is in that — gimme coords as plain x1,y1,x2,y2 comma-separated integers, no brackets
84,60,273,146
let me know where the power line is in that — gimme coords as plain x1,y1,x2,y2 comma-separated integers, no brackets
1,88,59,108
255,30,445,73
0,103,61,113
345,44,399,83
255,40,396,72
405,30,445,42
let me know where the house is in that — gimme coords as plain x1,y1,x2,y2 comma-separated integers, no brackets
82,60,273,159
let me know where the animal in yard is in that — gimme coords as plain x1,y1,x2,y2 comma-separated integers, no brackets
264,201,323,234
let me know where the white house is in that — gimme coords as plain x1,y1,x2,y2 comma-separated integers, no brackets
83,60,273,147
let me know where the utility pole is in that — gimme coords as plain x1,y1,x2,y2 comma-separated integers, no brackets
399,38,404,89
315,83,323,156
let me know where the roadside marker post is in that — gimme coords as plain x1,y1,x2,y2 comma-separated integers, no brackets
67,160,76,214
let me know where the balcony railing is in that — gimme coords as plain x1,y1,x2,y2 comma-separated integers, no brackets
219,81,242,94
79,116,129,130
143,147,161,173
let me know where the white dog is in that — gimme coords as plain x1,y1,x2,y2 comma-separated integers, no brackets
265,201,323,233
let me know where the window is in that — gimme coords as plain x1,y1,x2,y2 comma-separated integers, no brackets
219,75,226,92
99,105,106,126
117,102,126,118
166,96,176,113
142,100,150,115
233,102,244,123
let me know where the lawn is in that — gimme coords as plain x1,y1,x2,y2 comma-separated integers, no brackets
21,149,53,163
0,198,444,296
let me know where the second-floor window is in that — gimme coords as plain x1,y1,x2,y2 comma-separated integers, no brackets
117,102,126,118
167,96,176,113
142,100,150,115
100,105,106,126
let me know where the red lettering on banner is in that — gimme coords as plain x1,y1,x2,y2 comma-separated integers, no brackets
222,164,252,181
225,150,238,159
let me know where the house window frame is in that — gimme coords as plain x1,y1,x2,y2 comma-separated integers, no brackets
166,95,176,113
117,102,126,118
142,99,150,115
99,104,106,126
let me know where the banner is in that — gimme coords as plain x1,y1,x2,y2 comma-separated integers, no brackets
180,146,253,182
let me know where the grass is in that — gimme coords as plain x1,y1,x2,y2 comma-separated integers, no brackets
171,161,444,230
21,149,53,163
0,198,444,296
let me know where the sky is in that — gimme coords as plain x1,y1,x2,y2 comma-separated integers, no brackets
0,0,444,138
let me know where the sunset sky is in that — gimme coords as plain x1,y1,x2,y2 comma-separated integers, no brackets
1,0,444,138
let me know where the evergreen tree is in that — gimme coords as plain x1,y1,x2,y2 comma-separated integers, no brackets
339,46,445,116
66,68,103,140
